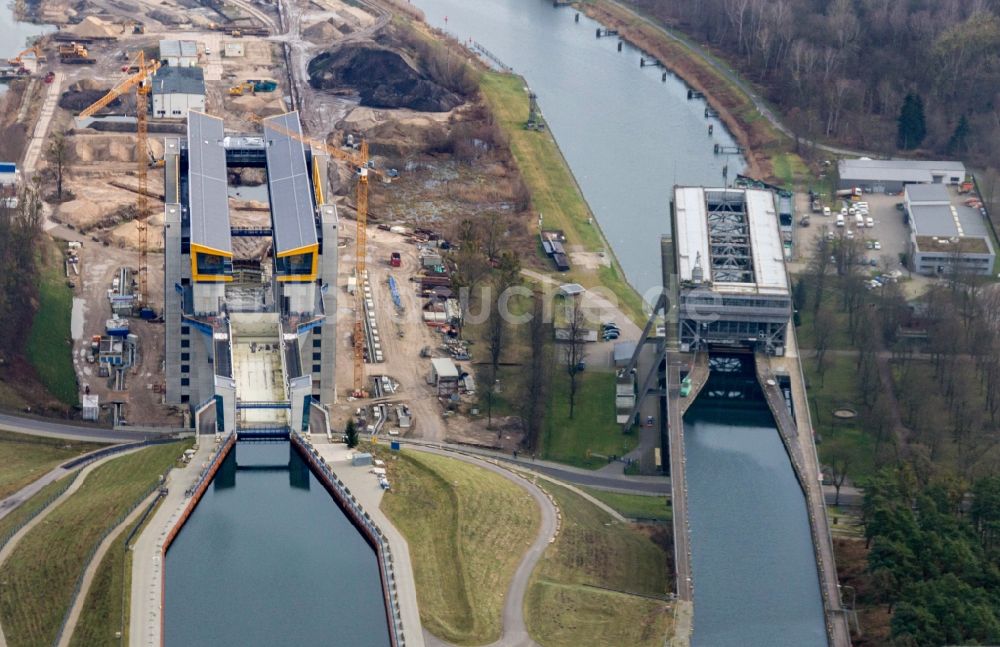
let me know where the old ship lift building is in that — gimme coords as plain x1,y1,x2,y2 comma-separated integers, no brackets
672,187,791,356
162,111,338,434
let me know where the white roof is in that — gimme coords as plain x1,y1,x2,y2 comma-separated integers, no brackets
82,394,99,407
431,357,459,379
674,187,788,295
839,159,965,183
558,283,585,296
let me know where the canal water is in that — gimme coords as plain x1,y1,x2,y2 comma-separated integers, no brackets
684,363,826,647
410,0,745,298
0,4,53,94
164,442,390,647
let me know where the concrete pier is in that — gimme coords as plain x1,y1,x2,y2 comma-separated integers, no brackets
665,351,708,646
756,330,852,647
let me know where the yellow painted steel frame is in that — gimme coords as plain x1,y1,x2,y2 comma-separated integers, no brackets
275,243,319,282
190,243,234,282
311,156,324,206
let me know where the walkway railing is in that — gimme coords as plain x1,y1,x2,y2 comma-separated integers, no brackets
289,432,406,647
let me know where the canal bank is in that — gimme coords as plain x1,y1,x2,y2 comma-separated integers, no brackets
412,0,745,297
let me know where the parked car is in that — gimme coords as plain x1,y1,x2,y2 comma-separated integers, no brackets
866,217,875,228
873,240,882,250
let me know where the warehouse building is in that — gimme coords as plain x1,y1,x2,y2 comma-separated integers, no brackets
159,39,199,67
163,111,338,433
671,187,791,355
904,183,995,277
838,159,966,193
151,66,205,119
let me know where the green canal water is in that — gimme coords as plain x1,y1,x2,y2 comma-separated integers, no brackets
164,441,391,647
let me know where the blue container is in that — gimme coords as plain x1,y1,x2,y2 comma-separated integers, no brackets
390,441,400,451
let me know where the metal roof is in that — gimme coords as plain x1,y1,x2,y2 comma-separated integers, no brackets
839,159,965,183
431,357,459,379
673,187,787,295
160,39,198,59
153,66,205,96
186,112,231,254
904,183,949,204
263,112,318,254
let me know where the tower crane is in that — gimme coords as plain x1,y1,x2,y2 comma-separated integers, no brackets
253,113,384,397
77,51,160,311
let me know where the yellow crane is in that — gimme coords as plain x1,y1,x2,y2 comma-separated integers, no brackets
78,51,160,310
253,113,382,397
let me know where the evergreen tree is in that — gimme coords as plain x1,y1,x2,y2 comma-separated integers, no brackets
947,115,970,154
345,418,359,448
897,94,927,150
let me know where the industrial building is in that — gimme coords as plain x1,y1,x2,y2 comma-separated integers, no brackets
838,159,966,193
162,111,338,435
904,183,996,276
159,39,199,67
672,187,791,355
151,66,205,119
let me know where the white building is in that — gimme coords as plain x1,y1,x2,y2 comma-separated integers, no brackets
159,39,199,67
151,66,206,119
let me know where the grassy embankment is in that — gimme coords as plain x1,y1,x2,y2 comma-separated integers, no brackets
479,72,646,326
69,493,166,647
0,474,74,543
580,0,816,189
526,481,672,647
378,448,539,645
0,441,190,647
540,370,637,469
26,237,78,406
579,486,671,522
0,430,104,500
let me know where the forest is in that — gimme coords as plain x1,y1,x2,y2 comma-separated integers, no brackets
622,0,1000,165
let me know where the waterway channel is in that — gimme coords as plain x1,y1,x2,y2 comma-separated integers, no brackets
411,0,745,298
684,362,826,647
404,3,826,644
164,441,390,647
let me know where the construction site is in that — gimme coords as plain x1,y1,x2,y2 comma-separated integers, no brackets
0,0,551,444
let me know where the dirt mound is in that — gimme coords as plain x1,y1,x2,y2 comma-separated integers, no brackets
57,198,101,225
303,19,350,44
308,44,463,113
67,16,120,38
60,89,119,112
72,136,136,163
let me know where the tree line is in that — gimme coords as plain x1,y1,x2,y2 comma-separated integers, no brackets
0,184,43,362
624,0,1000,165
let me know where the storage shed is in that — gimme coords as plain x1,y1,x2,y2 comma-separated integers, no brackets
430,358,460,396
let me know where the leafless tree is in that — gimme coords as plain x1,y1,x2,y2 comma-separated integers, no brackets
45,130,69,202
564,297,588,419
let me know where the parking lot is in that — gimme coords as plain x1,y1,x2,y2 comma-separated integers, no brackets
789,191,912,278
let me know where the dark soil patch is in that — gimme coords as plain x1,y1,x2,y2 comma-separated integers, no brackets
308,44,463,112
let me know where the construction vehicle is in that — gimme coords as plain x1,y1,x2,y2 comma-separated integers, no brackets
247,79,277,92
59,42,96,64
77,51,161,311
228,81,255,96
8,45,46,67
250,113,387,398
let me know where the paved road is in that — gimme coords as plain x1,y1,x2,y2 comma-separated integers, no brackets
0,445,121,523
414,446,557,647
0,412,180,443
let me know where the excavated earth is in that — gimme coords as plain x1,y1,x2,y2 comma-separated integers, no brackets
308,44,462,112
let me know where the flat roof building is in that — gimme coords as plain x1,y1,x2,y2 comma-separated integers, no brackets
838,159,966,193
672,187,791,355
904,183,995,277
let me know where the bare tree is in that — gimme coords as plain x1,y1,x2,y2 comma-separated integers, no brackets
564,297,587,418
826,442,852,506
45,130,68,202
523,291,550,451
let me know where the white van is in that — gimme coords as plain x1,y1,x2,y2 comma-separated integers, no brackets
822,206,831,217
836,214,845,227
855,213,864,227
866,216,874,228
